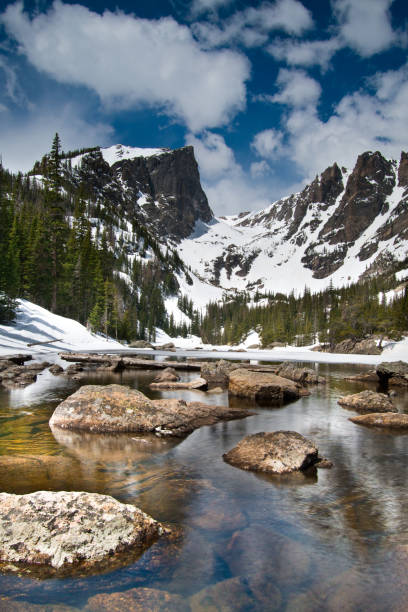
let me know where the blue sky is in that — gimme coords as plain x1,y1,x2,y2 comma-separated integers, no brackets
0,0,407,215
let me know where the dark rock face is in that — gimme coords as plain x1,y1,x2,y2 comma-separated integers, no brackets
223,431,327,474
338,390,395,413
376,361,408,386
70,146,212,242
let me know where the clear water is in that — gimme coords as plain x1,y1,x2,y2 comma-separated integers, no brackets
1,360,408,610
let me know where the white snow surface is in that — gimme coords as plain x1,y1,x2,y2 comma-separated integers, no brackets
0,300,124,356
101,144,168,166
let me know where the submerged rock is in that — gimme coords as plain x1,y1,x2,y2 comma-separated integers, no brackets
338,390,394,413
349,413,408,428
344,370,379,383
190,574,281,612
0,490,163,571
86,587,190,612
49,384,253,436
228,368,306,402
223,431,328,474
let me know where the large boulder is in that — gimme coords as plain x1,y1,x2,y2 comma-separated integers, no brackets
223,431,328,474
275,362,325,385
200,359,240,387
228,368,306,402
49,384,253,436
153,367,180,382
349,413,408,428
0,491,163,571
338,390,394,413
333,338,381,355
376,361,408,386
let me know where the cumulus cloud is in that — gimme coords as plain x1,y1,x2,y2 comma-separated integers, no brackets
267,38,341,70
192,0,313,49
251,129,283,159
333,0,396,57
0,103,113,172
271,68,322,108
1,1,249,133
186,131,271,215
190,0,233,17
250,160,270,178
274,63,408,177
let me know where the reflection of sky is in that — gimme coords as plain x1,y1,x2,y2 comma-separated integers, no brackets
7,365,76,409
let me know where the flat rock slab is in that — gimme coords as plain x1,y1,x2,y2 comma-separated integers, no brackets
349,413,408,428
149,377,207,390
0,490,162,571
223,431,327,474
228,368,307,402
338,390,394,413
49,384,253,436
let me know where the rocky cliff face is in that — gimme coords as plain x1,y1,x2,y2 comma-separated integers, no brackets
69,145,212,242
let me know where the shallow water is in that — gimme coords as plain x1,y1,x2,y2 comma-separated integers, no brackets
1,359,408,610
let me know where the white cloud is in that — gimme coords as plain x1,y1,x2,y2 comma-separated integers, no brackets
0,103,113,172
251,129,283,159
190,0,233,17
275,63,408,177
267,38,341,70
250,160,270,178
1,1,249,133
0,54,28,106
186,130,271,215
192,0,313,49
333,0,396,57
271,68,322,108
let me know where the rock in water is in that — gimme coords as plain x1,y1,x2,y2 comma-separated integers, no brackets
338,390,394,413
376,361,408,386
0,491,162,570
228,368,305,402
349,413,408,428
153,367,180,382
49,384,253,436
86,587,190,612
223,431,327,474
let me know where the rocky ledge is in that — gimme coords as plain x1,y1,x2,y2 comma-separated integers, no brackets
49,384,253,436
223,431,331,474
338,390,394,413
349,413,408,428
376,361,408,386
228,369,308,402
0,360,50,388
0,490,162,571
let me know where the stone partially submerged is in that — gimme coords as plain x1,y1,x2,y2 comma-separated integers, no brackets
349,413,408,428
376,361,408,386
338,390,394,413
49,384,253,436
228,369,307,402
223,431,330,474
0,490,163,571
149,377,208,390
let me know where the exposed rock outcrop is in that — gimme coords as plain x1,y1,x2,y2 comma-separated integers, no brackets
338,390,395,413
223,431,329,474
0,491,162,571
49,384,253,436
228,369,307,402
200,359,240,387
274,362,325,384
349,413,408,428
376,361,408,386
333,338,381,355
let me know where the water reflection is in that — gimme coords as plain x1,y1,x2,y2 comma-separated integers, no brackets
0,361,408,609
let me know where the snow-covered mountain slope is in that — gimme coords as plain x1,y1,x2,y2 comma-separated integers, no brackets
178,151,408,296
0,300,124,356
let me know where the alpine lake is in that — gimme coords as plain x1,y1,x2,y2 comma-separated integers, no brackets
1,354,408,611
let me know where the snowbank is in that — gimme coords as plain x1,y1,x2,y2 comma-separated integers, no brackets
0,300,124,356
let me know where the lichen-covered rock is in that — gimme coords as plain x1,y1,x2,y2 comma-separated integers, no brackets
86,587,190,612
223,431,326,474
376,361,408,386
338,390,394,413
0,490,162,570
49,384,253,436
349,413,408,428
228,369,305,402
